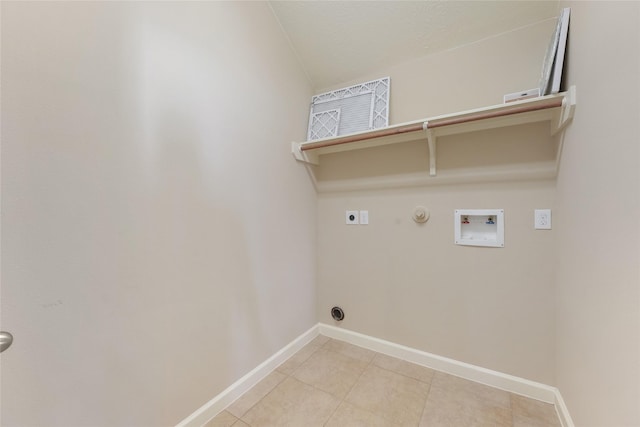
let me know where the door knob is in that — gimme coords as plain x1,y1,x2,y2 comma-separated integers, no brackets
0,331,13,353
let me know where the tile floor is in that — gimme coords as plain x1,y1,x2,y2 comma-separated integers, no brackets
205,335,561,427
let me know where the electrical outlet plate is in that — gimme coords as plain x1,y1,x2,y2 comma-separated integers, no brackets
346,210,359,225
535,209,552,229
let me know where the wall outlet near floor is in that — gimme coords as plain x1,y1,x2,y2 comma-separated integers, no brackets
346,210,359,225
534,209,552,230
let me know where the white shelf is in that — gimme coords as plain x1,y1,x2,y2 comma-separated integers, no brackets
292,86,576,177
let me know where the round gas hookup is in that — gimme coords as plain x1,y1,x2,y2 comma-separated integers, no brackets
413,206,430,223
331,306,345,321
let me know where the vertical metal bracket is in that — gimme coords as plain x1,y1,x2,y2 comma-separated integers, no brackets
423,121,436,176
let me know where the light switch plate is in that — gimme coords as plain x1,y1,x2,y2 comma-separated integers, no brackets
359,210,369,225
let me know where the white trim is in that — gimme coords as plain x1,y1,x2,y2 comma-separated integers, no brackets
176,325,320,427
178,323,574,427
554,389,576,427
318,323,574,427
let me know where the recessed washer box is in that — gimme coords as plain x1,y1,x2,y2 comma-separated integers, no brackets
455,209,504,248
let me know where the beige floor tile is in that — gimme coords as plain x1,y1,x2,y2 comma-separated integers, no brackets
226,370,287,418
420,372,513,427
292,348,369,398
372,353,435,384
276,335,329,375
203,410,238,427
310,334,331,347
420,389,512,427
430,372,511,409
345,364,431,425
240,376,340,427
511,394,561,427
323,339,376,363
325,401,397,427
220,336,561,427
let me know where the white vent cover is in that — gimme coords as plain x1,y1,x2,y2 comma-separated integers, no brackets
307,77,390,141
308,109,341,140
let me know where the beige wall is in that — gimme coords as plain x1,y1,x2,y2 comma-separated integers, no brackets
4,2,638,426
1,2,315,426
555,2,640,426
318,181,556,384
317,17,557,121
316,19,559,385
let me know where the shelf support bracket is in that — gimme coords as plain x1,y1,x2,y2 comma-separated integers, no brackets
552,85,576,135
291,142,319,165
423,121,436,176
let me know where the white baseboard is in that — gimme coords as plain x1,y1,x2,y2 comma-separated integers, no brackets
318,323,574,427
178,322,574,427
554,389,576,427
176,324,320,427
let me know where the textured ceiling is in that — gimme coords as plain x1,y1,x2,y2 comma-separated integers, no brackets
269,1,560,90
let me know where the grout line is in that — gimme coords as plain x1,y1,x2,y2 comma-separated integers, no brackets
327,353,377,425
277,339,324,377
323,338,436,426
369,354,437,386
417,377,435,425
321,397,342,426
318,336,380,425
319,323,559,404
215,329,563,427
228,335,328,424
277,336,362,426
231,371,288,422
